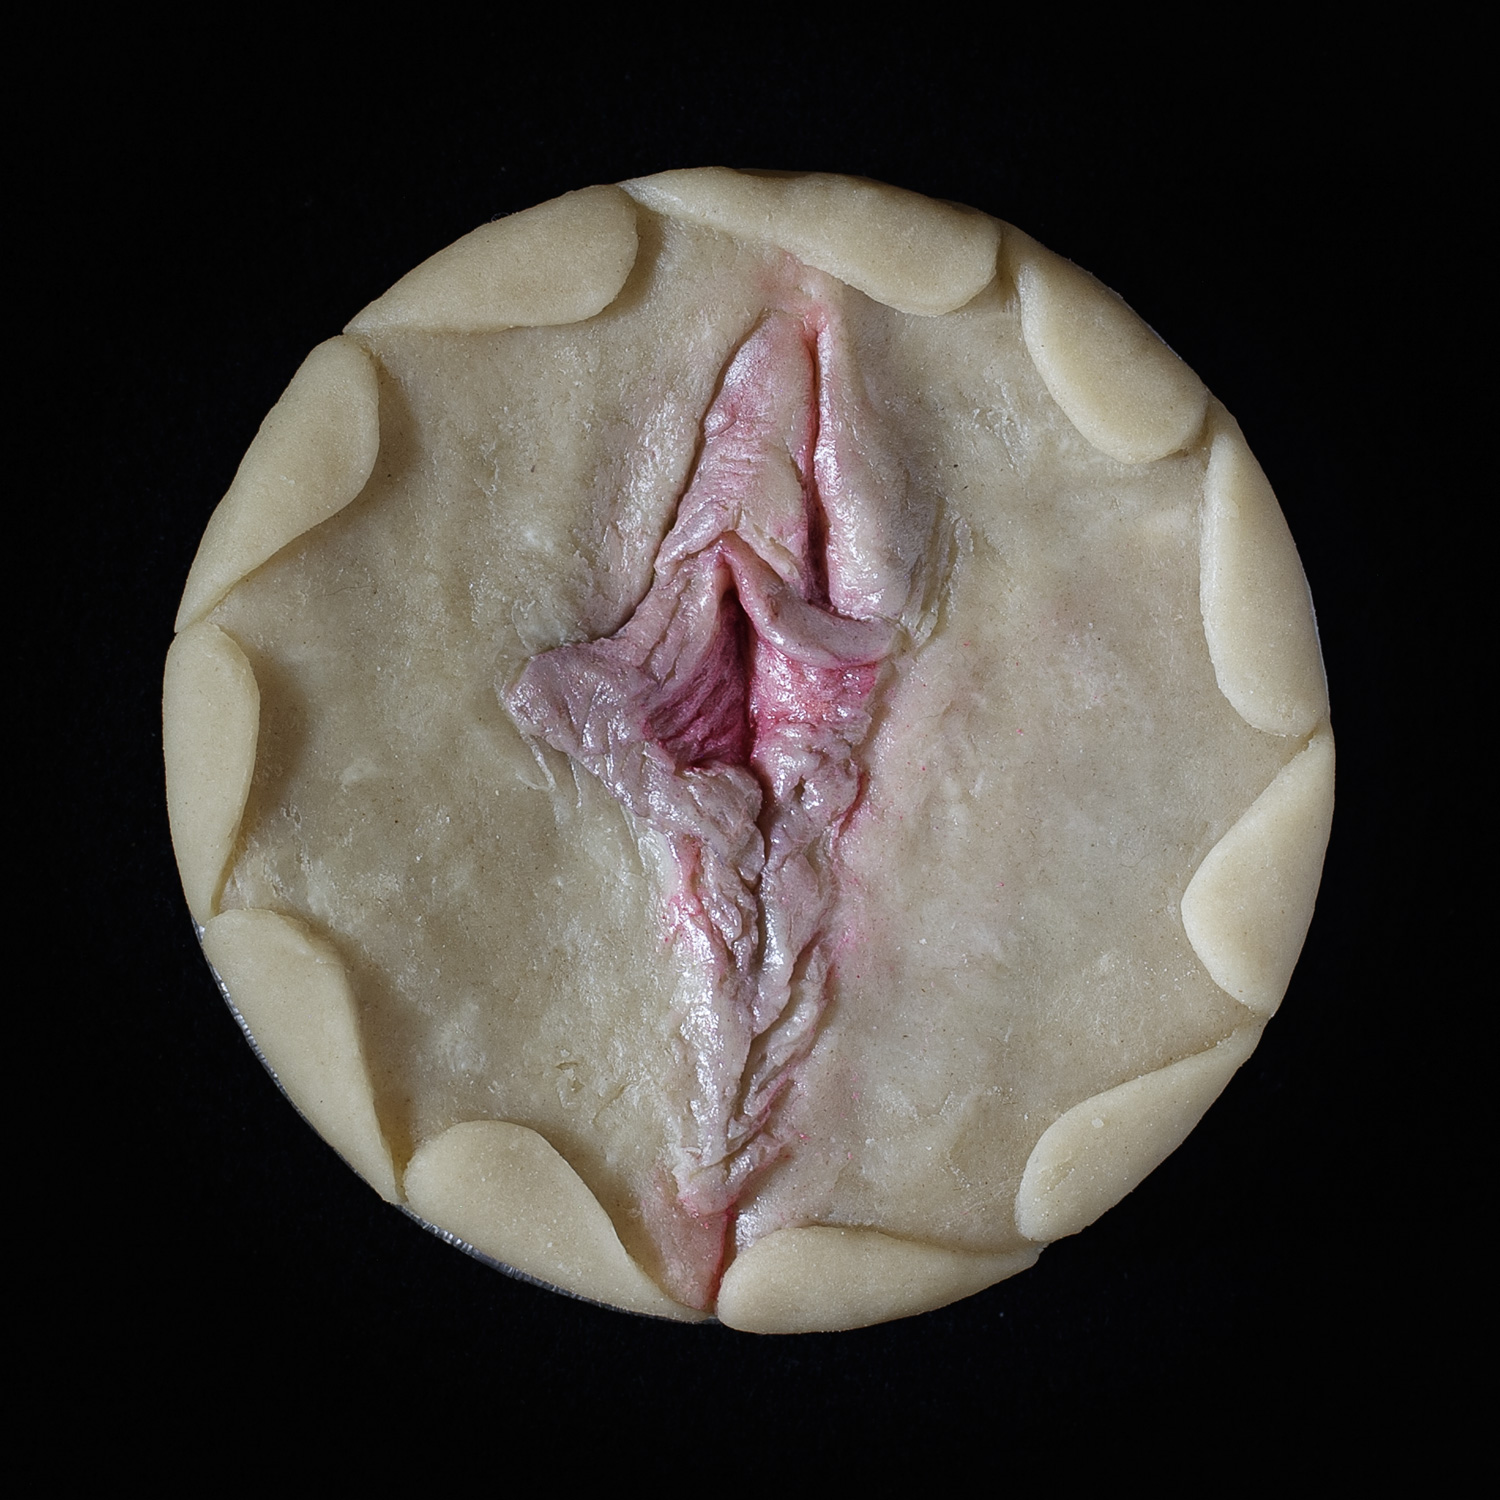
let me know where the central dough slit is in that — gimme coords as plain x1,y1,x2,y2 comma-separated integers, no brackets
505,300,936,1307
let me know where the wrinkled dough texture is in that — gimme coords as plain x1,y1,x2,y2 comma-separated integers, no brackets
211,211,1295,1298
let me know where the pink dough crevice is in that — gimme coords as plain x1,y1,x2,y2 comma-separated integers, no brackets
504,285,946,1307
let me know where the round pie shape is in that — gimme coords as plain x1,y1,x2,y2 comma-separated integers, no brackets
164,168,1333,1331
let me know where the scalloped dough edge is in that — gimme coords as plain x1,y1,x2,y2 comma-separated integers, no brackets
163,622,259,925
623,167,1000,318
346,184,639,336
1015,1024,1262,1243
403,1120,703,1321
1181,728,1334,1015
172,177,1318,1321
1007,225,1208,464
176,336,381,631
1201,403,1329,736
202,909,400,1203
716,1226,1039,1334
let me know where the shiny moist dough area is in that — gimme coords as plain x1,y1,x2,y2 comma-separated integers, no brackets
210,208,1292,1290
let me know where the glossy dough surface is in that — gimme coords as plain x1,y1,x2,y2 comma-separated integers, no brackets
167,169,1331,1330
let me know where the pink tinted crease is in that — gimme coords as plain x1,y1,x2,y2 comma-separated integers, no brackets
504,279,945,1307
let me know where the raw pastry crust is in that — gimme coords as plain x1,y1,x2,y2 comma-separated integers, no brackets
176,337,381,631
165,168,1332,1331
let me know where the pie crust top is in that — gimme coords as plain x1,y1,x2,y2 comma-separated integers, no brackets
164,169,1332,1332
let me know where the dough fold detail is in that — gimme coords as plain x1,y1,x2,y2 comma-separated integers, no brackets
717,1226,1038,1334
346,184,639,335
1015,1025,1262,1243
1200,403,1329,736
1009,227,1208,463
1181,727,1335,1015
624,168,1000,317
176,336,381,630
403,1121,704,1321
504,290,949,1309
163,621,259,924
203,909,400,1202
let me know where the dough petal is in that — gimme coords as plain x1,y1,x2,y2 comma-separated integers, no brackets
1181,728,1335,1015
402,1121,703,1320
716,1226,1038,1334
163,622,259,925
1009,227,1208,463
1201,404,1329,736
202,909,399,1203
176,336,380,629
623,168,1000,317
1015,1025,1262,1243
345,184,639,335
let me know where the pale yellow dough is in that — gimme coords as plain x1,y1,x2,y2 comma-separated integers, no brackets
165,168,1332,1330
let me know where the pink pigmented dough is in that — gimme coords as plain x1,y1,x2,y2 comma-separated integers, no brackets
504,292,937,1308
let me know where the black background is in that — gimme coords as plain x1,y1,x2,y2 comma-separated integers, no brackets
27,21,1456,1464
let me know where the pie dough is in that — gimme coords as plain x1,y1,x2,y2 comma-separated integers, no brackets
164,168,1332,1332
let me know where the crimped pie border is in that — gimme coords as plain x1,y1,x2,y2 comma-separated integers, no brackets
164,168,1333,1330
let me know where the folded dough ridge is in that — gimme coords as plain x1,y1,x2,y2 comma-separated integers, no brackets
623,167,1000,317
176,336,381,630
